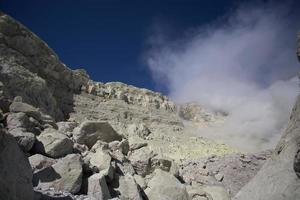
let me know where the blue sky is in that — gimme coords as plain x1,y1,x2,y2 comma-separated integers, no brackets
0,0,238,93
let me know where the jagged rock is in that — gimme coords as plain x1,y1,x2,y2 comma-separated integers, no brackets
187,183,230,200
111,174,142,200
8,127,36,151
35,128,73,158
127,123,151,140
29,154,56,172
0,13,89,120
33,154,82,194
9,100,42,121
87,173,111,200
234,96,300,200
85,145,114,179
73,121,122,148
180,151,271,196
129,142,148,151
186,185,213,200
0,129,34,200
7,112,31,130
83,81,176,112
113,160,136,176
145,169,189,200
57,121,78,137
201,185,230,200
108,139,129,155
128,146,155,177
133,174,147,189
73,143,89,155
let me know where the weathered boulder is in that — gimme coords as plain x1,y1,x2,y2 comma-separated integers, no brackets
8,128,35,151
35,128,73,158
0,129,34,200
57,121,78,137
87,173,111,200
145,169,189,200
33,154,82,194
234,96,300,200
128,146,155,177
73,121,122,148
85,145,114,179
111,174,142,200
29,154,56,172
9,100,41,121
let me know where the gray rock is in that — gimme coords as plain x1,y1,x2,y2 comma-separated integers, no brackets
180,151,271,196
57,121,78,137
9,101,41,121
29,154,56,172
35,128,73,158
201,185,230,200
33,154,83,194
0,13,89,120
73,121,122,148
128,147,155,177
108,139,129,155
145,169,189,200
87,173,111,200
0,129,34,200
127,123,151,140
112,174,142,200
85,145,114,179
7,112,31,130
9,127,36,151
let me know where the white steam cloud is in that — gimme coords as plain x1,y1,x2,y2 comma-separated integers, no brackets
146,2,300,152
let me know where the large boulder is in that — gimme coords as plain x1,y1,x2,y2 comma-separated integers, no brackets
87,173,111,200
0,129,34,200
29,154,56,172
111,174,143,200
145,169,189,200
9,100,41,121
234,96,300,200
35,128,73,158
128,146,155,177
8,128,35,151
33,154,83,194
85,144,114,179
73,121,122,148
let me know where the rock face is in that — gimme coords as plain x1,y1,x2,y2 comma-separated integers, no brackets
0,129,34,200
0,12,89,120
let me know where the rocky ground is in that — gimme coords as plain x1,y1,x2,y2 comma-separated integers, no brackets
0,12,300,200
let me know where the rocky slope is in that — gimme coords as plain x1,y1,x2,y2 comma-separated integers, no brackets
0,13,298,200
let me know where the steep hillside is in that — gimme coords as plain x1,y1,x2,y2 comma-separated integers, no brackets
0,12,297,200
